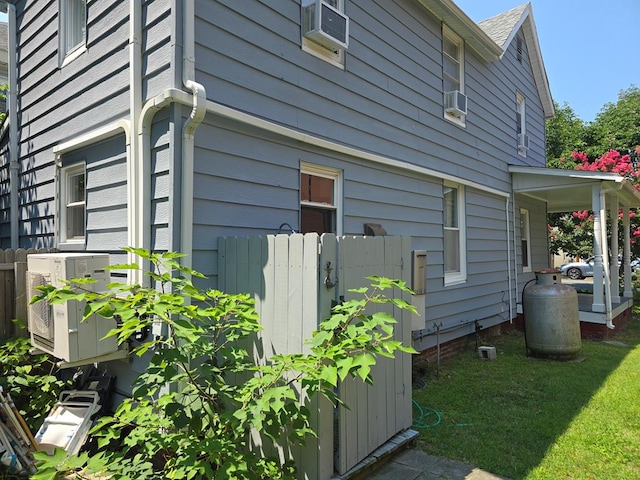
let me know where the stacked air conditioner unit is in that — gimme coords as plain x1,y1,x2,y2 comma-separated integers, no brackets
27,253,118,363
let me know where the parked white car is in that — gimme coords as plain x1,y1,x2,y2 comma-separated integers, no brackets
560,256,640,280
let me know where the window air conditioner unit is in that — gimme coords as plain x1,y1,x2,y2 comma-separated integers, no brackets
518,133,530,150
27,253,118,363
303,0,349,51
444,90,467,116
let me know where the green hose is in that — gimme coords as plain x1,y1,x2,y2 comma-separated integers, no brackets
412,399,441,428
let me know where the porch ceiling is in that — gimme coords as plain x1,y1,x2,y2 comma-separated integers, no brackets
509,166,640,213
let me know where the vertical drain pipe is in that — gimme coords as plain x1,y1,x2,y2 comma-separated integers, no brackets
505,195,513,322
7,3,18,248
129,0,143,284
180,0,206,270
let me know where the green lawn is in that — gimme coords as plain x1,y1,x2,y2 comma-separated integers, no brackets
412,317,640,479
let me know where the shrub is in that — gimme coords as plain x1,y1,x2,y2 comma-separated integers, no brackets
0,335,70,433
32,248,416,479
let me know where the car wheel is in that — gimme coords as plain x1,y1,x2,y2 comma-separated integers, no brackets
566,267,583,280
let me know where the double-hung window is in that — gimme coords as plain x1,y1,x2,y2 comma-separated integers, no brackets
442,26,466,125
444,182,466,285
300,163,342,235
60,163,86,247
60,0,87,63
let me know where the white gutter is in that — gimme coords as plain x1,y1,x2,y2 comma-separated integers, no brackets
7,3,18,247
203,100,510,199
180,0,207,271
129,0,143,284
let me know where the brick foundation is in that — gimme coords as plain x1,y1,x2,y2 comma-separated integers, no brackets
412,306,634,366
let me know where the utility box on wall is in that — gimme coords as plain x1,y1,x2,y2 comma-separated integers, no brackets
412,250,427,295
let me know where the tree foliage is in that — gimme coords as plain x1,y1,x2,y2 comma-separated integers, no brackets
31,248,417,480
546,85,640,258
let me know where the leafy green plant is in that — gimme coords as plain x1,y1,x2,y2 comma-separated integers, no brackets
0,334,70,433
31,248,416,480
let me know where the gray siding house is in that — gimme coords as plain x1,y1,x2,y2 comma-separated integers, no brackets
1,0,638,388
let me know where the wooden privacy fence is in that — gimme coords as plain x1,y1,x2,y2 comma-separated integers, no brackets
0,248,58,338
218,233,414,479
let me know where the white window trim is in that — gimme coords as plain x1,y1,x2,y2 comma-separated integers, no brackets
520,208,532,273
301,0,346,69
442,24,466,127
517,93,527,157
444,181,466,286
300,162,343,235
59,0,87,67
58,162,86,250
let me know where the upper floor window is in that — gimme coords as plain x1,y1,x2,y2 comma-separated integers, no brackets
442,25,466,125
301,0,348,69
300,163,342,235
516,93,529,155
60,0,87,64
59,163,86,248
520,208,531,272
444,182,466,285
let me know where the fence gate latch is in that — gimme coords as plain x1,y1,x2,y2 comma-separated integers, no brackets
324,261,338,289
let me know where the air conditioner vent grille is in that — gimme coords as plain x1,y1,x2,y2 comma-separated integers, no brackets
27,272,53,342
444,90,468,116
303,0,349,51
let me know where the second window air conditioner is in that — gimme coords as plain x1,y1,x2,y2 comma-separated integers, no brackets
518,133,530,150
303,0,349,51
444,90,468,116
27,253,119,364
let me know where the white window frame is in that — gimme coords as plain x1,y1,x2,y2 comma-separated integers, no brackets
442,25,465,127
443,181,466,285
59,0,87,66
520,208,531,273
300,162,343,235
516,93,527,156
301,0,346,69
58,163,86,250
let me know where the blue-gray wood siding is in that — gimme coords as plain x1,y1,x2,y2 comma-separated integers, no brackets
195,1,547,197
191,120,517,349
60,135,128,263
11,0,175,249
0,135,9,248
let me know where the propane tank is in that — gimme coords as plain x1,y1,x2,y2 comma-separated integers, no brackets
523,269,581,357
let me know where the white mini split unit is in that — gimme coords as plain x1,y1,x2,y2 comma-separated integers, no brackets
444,90,468,116
303,0,349,51
27,253,122,366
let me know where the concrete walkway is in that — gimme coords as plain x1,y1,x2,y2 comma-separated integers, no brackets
367,449,511,480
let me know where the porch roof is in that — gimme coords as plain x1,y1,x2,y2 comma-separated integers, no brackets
509,166,640,213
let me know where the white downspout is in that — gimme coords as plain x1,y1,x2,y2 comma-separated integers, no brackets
512,196,519,313
8,3,18,248
180,0,206,270
623,207,633,298
505,196,513,322
129,0,143,284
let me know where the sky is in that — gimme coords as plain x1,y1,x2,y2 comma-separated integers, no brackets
454,0,640,123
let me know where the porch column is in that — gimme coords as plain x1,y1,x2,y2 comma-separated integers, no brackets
623,207,633,298
609,196,620,303
591,185,606,312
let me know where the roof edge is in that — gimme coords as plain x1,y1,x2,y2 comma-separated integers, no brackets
415,0,503,62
